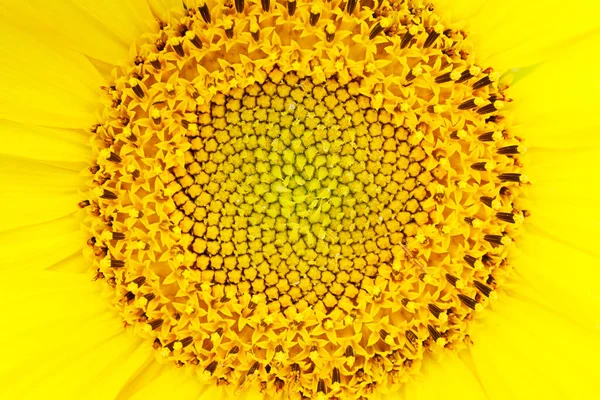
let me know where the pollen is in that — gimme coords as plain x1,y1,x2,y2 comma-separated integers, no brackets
83,0,527,399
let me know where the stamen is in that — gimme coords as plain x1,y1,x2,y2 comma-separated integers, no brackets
235,0,244,13
484,234,511,246
473,281,493,297
129,78,144,98
261,0,270,12
498,173,528,183
427,324,441,341
496,212,517,223
477,100,504,115
309,5,322,26
325,22,335,43
287,0,296,16
110,259,125,268
478,131,503,142
100,189,118,200
458,294,479,310
198,1,211,24
369,18,391,40
148,319,164,330
497,145,527,155
346,0,358,14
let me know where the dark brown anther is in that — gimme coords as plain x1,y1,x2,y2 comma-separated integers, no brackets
130,81,145,98
428,303,444,318
110,259,125,268
144,293,156,302
205,360,218,375
346,0,358,14
78,200,91,208
275,344,283,353
484,234,506,245
274,377,285,392
496,212,516,223
124,291,135,302
229,346,240,355
177,23,188,36
107,152,122,163
497,145,520,155
89,164,100,174
189,33,203,49
325,28,335,43
132,170,140,179
118,116,129,126
153,338,162,349
92,269,104,281
474,281,493,297
198,3,211,23
498,173,524,183
473,76,492,89
235,0,244,12
478,131,496,142
458,294,479,310
148,319,164,330
251,29,259,41
156,38,166,51
100,189,118,200
401,298,410,307
317,379,327,394
332,367,341,384
287,0,296,16
150,57,161,69
344,345,354,358
486,115,504,123
164,340,176,352
172,41,185,57
458,98,478,110
379,329,389,341
405,330,419,346
445,273,459,286
90,124,100,133
261,0,270,11
456,70,474,83
248,361,260,375
111,231,125,240
309,11,320,26
94,247,107,257
215,327,224,337
477,102,499,115
405,69,417,81
369,22,386,40
434,72,452,84
291,362,301,374
464,217,475,226
463,255,478,268
134,56,144,66
401,31,414,49
423,29,440,48
132,276,146,287
471,162,490,171
427,324,442,341
481,196,496,208
482,254,494,266
499,186,512,196
180,336,194,348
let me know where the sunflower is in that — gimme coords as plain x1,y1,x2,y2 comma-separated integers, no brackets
1,0,599,399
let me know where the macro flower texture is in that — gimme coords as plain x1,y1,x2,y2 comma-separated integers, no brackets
1,0,599,399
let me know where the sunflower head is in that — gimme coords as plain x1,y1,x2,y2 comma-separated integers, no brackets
82,0,527,398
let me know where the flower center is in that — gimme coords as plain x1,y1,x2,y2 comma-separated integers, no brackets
170,73,429,311
82,1,528,399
